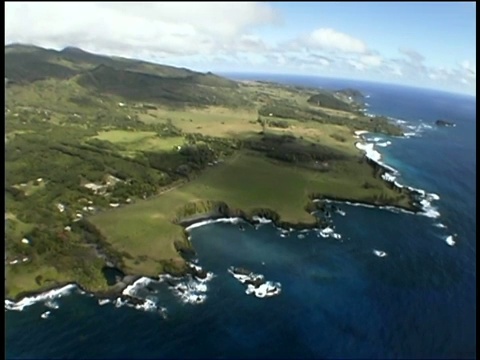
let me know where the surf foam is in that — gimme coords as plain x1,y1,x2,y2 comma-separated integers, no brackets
245,282,282,298
228,267,281,298
5,283,77,311
373,249,388,257
445,235,456,246
185,217,243,231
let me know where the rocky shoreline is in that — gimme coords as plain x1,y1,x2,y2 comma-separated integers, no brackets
228,266,281,298
6,126,436,306
5,261,213,312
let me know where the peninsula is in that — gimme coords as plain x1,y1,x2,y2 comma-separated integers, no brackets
5,44,414,300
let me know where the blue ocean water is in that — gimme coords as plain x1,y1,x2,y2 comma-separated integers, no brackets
6,75,476,359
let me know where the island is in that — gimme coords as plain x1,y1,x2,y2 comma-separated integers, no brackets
5,44,417,301
435,119,456,127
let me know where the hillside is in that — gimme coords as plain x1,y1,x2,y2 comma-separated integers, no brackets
5,44,409,300
5,44,242,107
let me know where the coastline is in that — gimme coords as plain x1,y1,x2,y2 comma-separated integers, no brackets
5,123,437,307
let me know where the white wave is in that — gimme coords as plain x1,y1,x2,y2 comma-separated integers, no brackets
370,137,384,142
40,311,51,319
158,273,183,283
229,267,281,298
45,300,59,310
355,143,381,162
319,227,333,236
376,141,392,147
335,209,346,216
297,234,305,239
185,219,216,231
114,297,128,308
122,277,154,297
98,298,111,306
185,217,243,231
117,275,186,312
189,263,203,273
197,271,215,283
373,249,388,257
354,130,369,136
159,307,168,320
434,223,447,229
323,199,417,215
445,235,456,247
228,269,264,285
251,216,273,224
355,142,399,174
402,122,434,138
407,186,426,197
394,181,404,189
418,199,440,219
161,265,215,305
113,296,161,312
5,284,77,312
134,298,158,312
245,282,281,298
310,224,341,240
382,173,396,182
189,264,215,283
353,147,441,219
170,280,208,305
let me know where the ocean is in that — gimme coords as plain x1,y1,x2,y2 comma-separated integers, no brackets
6,75,476,359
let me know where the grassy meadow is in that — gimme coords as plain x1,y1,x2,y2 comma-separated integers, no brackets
91,151,406,275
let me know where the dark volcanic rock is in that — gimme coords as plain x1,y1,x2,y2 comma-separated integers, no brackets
190,267,208,280
166,279,177,287
245,277,266,288
435,119,455,127
121,295,145,306
231,267,252,276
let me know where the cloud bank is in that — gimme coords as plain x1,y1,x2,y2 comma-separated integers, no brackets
5,2,475,95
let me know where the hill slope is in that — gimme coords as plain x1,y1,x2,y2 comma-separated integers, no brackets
5,44,242,107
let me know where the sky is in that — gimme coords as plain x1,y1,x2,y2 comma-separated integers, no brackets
5,2,476,95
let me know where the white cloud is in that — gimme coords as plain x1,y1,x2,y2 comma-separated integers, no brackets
4,3,475,96
389,64,403,76
360,54,382,67
348,60,366,71
399,47,425,64
236,35,269,53
5,2,279,57
306,28,368,53
461,60,476,79
318,58,330,67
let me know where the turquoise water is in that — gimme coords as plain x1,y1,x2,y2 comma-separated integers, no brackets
6,77,476,359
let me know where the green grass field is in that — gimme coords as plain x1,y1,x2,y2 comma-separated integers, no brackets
91,151,405,275
138,106,259,137
93,130,185,153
